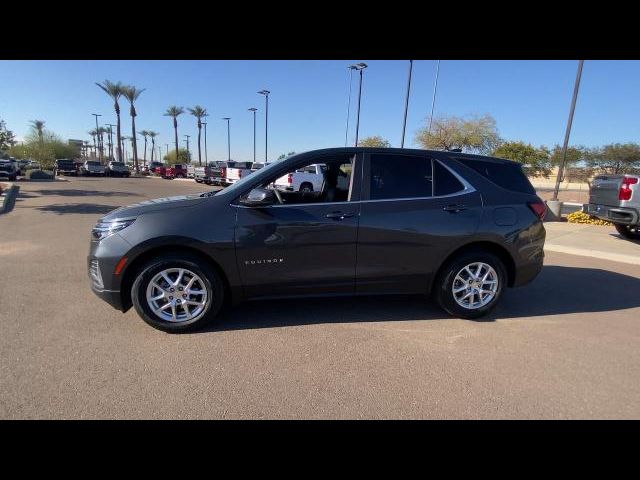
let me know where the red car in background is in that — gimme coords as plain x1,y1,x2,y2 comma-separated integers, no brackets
157,163,188,179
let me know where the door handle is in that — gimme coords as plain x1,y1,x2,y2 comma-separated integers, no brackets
325,211,355,220
443,204,468,213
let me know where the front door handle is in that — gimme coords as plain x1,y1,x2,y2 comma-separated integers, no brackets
443,204,468,213
325,211,355,220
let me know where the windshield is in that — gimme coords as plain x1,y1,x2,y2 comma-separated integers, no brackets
214,161,284,197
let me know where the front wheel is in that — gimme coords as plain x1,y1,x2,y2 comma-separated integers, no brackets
434,250,506,320
131,254,224,333
614,223,640,240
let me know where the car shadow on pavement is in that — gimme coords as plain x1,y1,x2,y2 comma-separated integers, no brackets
32,189,141,197
201,265,640,332
36,203,119,215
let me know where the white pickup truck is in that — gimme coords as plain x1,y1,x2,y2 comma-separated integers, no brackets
224,161,253,186
274,163,327,192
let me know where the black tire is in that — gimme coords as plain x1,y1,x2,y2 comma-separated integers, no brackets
131,253,224,333
299,183,313,193
614,223,640,240
433,249,507,320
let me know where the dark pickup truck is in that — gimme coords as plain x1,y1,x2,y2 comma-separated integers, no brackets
54,159,78,176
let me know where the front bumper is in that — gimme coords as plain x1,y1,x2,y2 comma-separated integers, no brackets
90,284,124,311
88,232,132,312
583,203,639,225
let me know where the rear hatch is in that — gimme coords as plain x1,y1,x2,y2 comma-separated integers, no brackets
57,160,76,171
589,175,625,206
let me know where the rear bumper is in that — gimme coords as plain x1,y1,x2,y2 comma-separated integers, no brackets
512,253,544,287
584,203,639,225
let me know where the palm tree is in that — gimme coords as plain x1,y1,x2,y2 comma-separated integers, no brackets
88,129,98,158
95,80,125,162
148,131,158,163
187,106,208,166
122,85,146,173
139,130,149,166
30,120,46,144
97,126,108,163
164,106,185,160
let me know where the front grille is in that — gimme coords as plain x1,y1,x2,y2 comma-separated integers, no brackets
89,260,104,289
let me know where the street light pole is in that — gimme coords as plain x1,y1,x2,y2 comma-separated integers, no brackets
552,60,585,202
222,117,231,161
248,108,257,163
345,65,357,146
165,144,169,158
92,113,102,163
202,121,208,164
351,63,368,147
401,60,413,148
428,60,441,135
258,90,270,162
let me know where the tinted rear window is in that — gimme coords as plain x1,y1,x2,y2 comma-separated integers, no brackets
370,154,432,200
434,161,464,196
455,158,535,195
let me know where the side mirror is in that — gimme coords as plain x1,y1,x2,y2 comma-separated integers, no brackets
239,187,276,207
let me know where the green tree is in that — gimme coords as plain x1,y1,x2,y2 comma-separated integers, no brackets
88,129,98,157
359,135,391,148
415,114,500,154
122,85,145,173
164,106,185,161
492,141,551,177
188,105,208,166
96,80,125,162
549,145,586,181
277,151,296,160
0,119,17,152
585,143,640,175
30,119,46,144
163,148,191,165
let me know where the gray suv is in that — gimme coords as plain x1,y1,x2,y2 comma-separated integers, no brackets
88,148,546,332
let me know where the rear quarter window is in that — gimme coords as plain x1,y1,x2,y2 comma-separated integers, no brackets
454,158,536,195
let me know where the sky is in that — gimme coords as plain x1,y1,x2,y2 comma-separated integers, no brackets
1,60,638,162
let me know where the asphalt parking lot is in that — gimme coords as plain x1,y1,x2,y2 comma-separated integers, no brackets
1,176,639,419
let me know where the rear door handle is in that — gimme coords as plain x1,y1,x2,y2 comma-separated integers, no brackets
443,204,468,213
325,211,356,220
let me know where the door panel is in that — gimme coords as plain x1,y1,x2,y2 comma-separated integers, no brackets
235,204,359,298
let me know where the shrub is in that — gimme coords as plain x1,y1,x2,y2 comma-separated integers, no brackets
26,169,54,180
566,211,612,226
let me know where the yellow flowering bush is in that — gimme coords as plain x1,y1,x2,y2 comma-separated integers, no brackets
566,211,612,226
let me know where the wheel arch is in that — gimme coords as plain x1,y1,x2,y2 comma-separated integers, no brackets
119,244,232,312
431,241,517,294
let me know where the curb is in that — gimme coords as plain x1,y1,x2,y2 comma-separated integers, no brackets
544,243,640,266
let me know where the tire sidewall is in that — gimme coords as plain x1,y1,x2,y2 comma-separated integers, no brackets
436,251,506,319
131,255,224,332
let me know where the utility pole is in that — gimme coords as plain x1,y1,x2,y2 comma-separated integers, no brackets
184,134,191,163
400,60,413,148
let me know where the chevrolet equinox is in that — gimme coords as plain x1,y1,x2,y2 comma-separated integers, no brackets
88,148,546,332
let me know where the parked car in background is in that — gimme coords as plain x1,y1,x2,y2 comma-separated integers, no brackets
8,158,21,176
106,161,131,177
28,160,41,170
18,159,30,172
224,161,253,185
80,161,106,176
251,162,266,172
168,164,189,179
584,173,640,240
194,162,218,184
88,147,546,333
186,164,196,179
0,159,18,180
147,161,164,175
274,163,326,192
54,159,78,176
154,165,169,177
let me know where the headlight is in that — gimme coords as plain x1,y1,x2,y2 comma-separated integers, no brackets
91,219,135,241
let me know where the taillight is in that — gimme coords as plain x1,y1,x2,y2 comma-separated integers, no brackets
619,176,638,201
527,199,546,220
239,170,243,178
221,167,226,177
287,173,293,184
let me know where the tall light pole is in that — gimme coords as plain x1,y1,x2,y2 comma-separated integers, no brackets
222,117,231,161
552,60,585,203
184,134,191,163
248,108,257,163
202,121,208,164
258,90,270,162
400,60,414,148
428,60,441,135
165,143,169,158
351,63,367,147
158,146,162,162
345,65,358,146
92,113,102,163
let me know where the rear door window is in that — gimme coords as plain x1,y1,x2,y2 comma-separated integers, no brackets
433,161,465,196
369,154,432,200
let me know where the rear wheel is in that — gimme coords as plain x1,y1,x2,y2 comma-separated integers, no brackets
614,223,640,240
131,254,224,333
434,250,506,320
299,183,313,193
